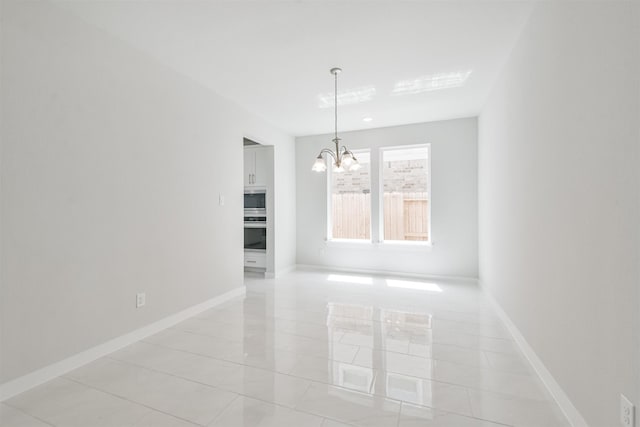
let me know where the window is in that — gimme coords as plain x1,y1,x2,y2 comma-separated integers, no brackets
381,146,430,242
326,144,430,245
329,150,371,240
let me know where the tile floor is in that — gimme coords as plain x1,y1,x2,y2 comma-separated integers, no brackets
0,270,570,427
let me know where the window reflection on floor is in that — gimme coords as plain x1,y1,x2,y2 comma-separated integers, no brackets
326,302,434,406
337,363,374,393
326,274,374,285
386,372,424,402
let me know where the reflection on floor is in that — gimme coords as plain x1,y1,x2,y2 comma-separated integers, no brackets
1,269,570,427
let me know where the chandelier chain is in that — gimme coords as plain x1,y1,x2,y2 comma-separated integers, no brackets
334,70,338,143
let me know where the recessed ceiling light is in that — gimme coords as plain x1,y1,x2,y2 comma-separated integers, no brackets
363,117,373,122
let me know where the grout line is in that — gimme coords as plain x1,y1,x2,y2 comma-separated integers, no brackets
101,351,406,420
464,387,475,420
138,328,549,403
480,349,494,370
61,377,203,426
399,399,515,427
99,353,323,415
1,402,57,427
108,338,552,421
67,358,352,427
205,394,239,427
162,320,521,371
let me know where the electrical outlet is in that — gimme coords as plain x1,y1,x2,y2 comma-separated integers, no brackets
218,194,225,206
136,293,146,308
621,394,634,427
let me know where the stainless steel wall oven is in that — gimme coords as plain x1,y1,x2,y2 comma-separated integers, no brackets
244,188,266,252
244,188,266,215
244,218,266,251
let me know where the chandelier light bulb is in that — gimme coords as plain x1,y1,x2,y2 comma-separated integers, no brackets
342,151,354,168
312,156,327,172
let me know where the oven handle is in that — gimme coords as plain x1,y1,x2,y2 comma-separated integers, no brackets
244,223,267,229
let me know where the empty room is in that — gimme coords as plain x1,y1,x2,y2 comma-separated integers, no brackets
1,1,639,427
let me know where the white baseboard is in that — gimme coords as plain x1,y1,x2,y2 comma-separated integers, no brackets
263,265,295,279
0,286,246,402
295,263,478,284
478,281,587,427
275,264,296,278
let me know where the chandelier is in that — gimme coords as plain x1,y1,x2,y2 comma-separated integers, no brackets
312,68,360,173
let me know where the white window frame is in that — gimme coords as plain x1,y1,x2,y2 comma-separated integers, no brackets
326,148,372,243
378,144,431,246
325,144,431,247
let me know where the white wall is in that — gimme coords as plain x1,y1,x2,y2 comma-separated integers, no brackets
296,118,478,279
273,143,297,274
479,3,640,426
0,0,294,384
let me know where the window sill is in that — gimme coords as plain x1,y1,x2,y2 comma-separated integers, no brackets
324,239,433,251
379,240,432,248
325,239,372,249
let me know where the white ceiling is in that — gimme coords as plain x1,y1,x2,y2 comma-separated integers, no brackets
55,1,533,137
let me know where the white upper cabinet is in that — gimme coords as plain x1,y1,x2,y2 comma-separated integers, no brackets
243,149,254,186
244,146,268,187
252,147,268,187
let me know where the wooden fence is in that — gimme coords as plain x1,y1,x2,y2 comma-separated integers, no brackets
332,193,371,239
332,192,428,241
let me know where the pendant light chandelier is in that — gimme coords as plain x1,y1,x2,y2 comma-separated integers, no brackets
312,67,360,173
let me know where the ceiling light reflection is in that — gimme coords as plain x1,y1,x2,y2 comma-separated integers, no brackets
318,86,376,108
391,71,472,95
386,279,442,292
327,274,373,285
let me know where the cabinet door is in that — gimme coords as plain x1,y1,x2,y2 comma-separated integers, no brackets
252,147,268,186
243,149,255,186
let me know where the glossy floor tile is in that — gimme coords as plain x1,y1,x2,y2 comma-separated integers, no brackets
398,403,507,427
1,269,570,427
0,403,52,427
209,396,325,427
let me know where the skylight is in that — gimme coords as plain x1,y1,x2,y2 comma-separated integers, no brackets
318,86,376,108
391,71,472,95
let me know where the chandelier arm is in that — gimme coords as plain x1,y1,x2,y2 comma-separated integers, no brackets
340,146,354,155
340,146,359,163
319,148,338,162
